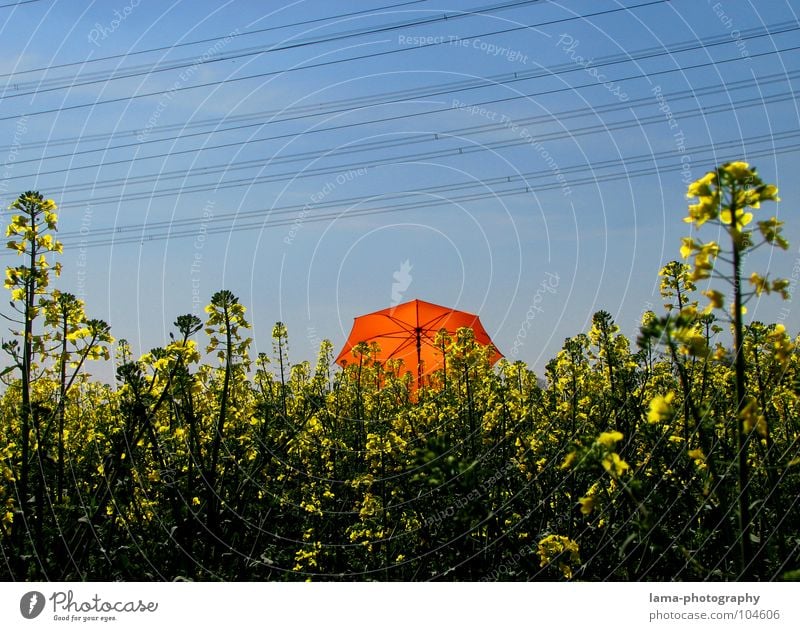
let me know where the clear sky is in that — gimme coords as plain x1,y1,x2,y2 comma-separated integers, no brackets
0,0,799,377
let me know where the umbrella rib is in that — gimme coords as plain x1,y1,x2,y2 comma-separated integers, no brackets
380,313,418,333
420,311,477,331
384,337,417,359
358,331,416,340
418,312,451,330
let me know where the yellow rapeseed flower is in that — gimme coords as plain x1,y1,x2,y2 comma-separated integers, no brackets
722,161,750,179
686,171,716,198
560,451,578,470
679,237,695,259
602,453,630,477
537,534,581,580
720,207,753,228
2,510,13,534
687,448,707,471
647,392,675,423
767,324,794,366
702,289,724,313
579,495,596,515
597,431,624,448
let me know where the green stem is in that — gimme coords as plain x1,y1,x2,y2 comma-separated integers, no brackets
729,186,753,578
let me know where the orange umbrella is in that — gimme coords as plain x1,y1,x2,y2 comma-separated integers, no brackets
336,299,502,386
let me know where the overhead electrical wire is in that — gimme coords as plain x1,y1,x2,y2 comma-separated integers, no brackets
22,47,799,191
0,0,671,121
39,139,799,251
0,0,542,79
41,89,797,207
0,0,428,80
14,67,799,181
1,0,545,95
35,90,797,195
0,0,45,9
49,129,800,242
7,20,798,166
11,17,795,154
0,2,793,252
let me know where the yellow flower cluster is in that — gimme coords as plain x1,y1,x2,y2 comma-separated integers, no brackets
685,162,779,230
579,482,601,516
766,324,794,366
679,238,720,282
647,392,675,424
596,430,624,448
537,534,581,579
602,453,630,477
740,398,767,438
293,541,322,571
685,171,721,226
687,448,707,471
1,509,12,535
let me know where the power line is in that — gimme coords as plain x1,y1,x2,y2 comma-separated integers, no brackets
0,1,448,80
41,88,797,208
2,0,542,99
2,0,545,98
0,0,426,76
0,0,45,9
23,48,799,191
50,129,800,242
0,4,792,249
15,67,799,183
45,140,800,251
35,90,796,192
9,20,797,166
0,0,670,122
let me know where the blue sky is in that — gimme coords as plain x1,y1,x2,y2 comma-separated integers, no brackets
1,0,799,377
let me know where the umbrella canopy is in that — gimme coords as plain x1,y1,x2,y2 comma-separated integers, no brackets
335,299,502,385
